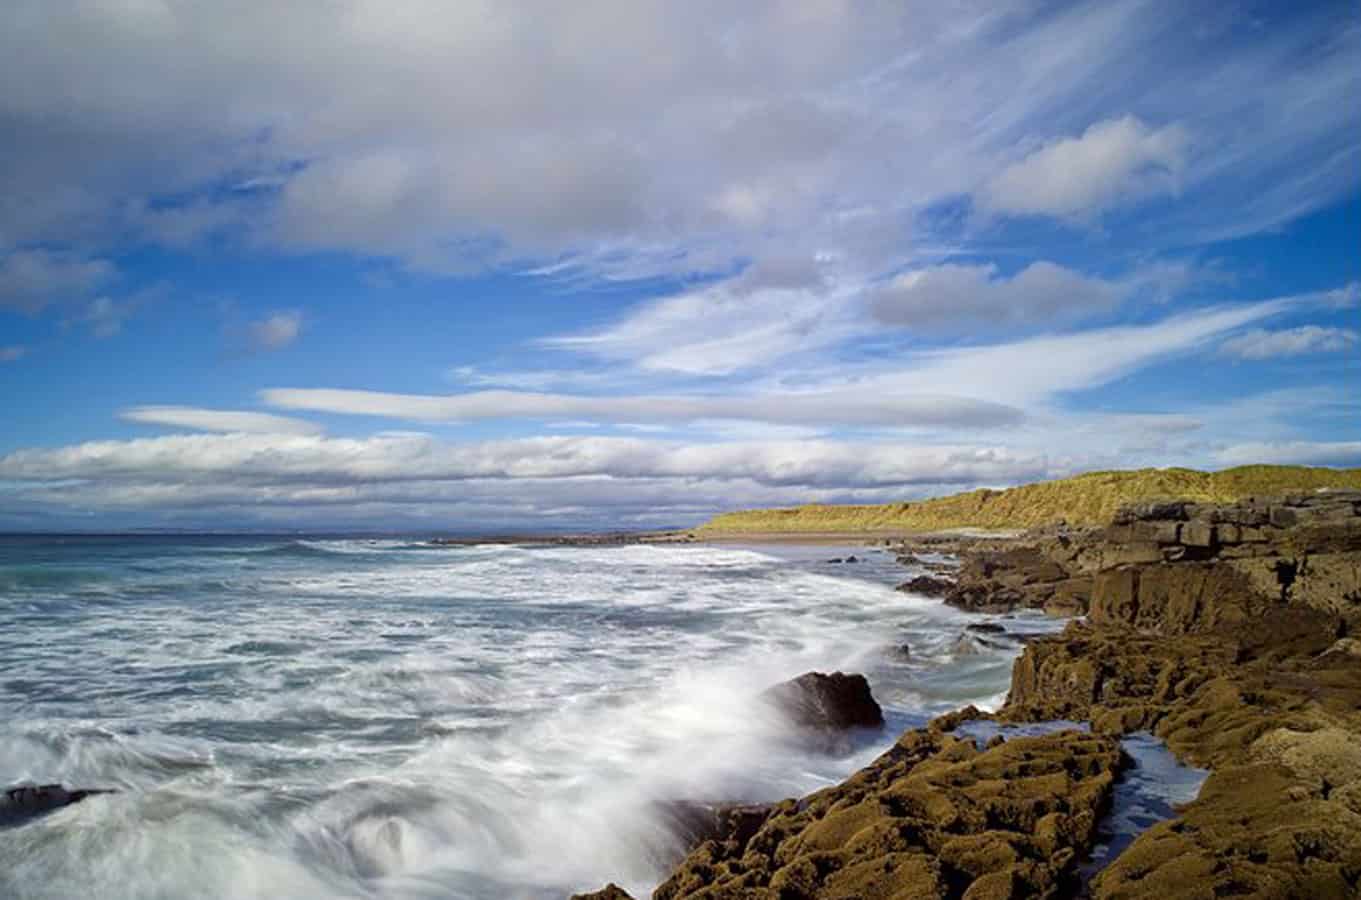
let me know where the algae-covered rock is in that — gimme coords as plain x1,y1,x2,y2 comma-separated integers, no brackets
896,574,953,597
652,727,1123,899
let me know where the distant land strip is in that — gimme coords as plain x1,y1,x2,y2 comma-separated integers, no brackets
696,465,1361,534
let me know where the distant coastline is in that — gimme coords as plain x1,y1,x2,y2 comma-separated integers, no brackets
695,464,1361,535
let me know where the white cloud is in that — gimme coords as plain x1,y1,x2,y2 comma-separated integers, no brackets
875,299,1288,405
0,431,1051,489
120,406,323,436
870,261,1121,329
982,116,1189,220
544,278,861,375
265,298,1289,428
1218,325,1358,360
261,386,1023,430
1215,441,1361,468
0,345,26,362
1317,282,1360,310
0,249,115,313
0,2,1354,275
246,310,303,351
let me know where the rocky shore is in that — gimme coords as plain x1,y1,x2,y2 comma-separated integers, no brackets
574,490,1361,899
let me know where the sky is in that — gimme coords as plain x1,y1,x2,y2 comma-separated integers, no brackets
1,0,1359,532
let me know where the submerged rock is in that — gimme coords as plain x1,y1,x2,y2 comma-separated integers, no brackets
761,671,884,733
1,784,114,828
882,642,913,662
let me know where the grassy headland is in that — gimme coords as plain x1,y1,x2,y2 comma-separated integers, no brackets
697,465,1361,534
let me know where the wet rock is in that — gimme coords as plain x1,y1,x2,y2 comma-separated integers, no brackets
570,884,635,900
761,671,884,733
1001,598,1361,900
1,784,115,828
944,547,1071,613
663,801,775,856
653,729,1124,900
883,642,913,662
952,634,986,656
965,622,1007,634
1319,637,1361,659
896,574,953,597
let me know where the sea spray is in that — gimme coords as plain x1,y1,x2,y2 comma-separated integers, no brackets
0,536,1060,899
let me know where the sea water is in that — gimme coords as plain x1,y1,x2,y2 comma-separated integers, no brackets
1,535,1061,899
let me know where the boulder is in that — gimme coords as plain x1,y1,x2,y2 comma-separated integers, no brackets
1113,500,1190,523
661,801,774,856
883,643,913,662
1181,519,1216,548
896,574,953,597
570,885,636,900
761,672,884,733
1291,552,1361,623
1,784,114,828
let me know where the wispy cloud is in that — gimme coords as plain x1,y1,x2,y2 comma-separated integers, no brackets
268,299,1289,427
260,387,1023,430
1216,441,1361,468
247,310,303,351
1219,326,1358,360
120,406,323,436
0,249,115,314
0,345,27,363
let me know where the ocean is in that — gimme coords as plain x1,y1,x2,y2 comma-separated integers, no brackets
0,535,1062,898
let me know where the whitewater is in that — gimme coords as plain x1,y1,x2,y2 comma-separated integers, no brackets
1,535,1061,899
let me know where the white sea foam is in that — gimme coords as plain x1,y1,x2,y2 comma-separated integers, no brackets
0,538,1059,899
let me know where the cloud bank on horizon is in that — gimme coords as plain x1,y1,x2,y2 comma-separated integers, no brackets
1,0,1358,530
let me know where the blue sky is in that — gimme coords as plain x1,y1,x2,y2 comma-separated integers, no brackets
1,0,1358,531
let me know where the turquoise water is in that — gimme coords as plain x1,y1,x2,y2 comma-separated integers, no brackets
1,535,1057,899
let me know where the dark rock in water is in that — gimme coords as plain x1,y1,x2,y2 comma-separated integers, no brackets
570,884,635,900
966,622,1007,634
826,557,843,563
895,574,952,597
951,634,985,656
762,671,884,733
662,801,775,856
1,784,115,828
883,642,912,662
844,555,859,563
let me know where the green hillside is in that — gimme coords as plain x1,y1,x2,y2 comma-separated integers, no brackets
697,465,1361,534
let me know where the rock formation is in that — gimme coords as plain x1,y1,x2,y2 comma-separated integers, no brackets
933,489,1361,621
575,491,1361,899
761,671,885,734
1,784,114,828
